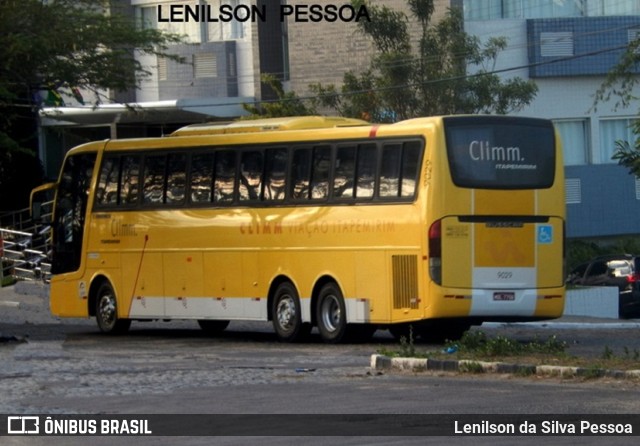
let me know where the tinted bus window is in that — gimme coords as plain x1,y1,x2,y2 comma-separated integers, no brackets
143,155,166,205
334,145,356,199
120,155,140,205
380,144,402,198
445,117,555,189
264,148,287,201
291,148,311,200
214,151,236,203
401,141,422,197
356,144,376,199
96,156,120,206
167,153,187,205
191,152,214,204
239,150,264,201
311,145,331,200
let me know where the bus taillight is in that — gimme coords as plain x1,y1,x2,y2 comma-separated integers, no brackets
626,273,640,284
429,219,442,285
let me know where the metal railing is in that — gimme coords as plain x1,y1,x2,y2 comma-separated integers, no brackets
0,202,53,283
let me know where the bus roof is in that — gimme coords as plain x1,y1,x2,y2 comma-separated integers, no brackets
170,116,370,137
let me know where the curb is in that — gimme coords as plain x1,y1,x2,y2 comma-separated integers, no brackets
370,354,640,379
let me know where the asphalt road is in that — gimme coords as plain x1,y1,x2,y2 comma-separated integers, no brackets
1,283,640,445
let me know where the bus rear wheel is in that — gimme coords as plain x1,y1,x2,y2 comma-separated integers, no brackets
272,282,309,342
95,282,131,334
316,283,348,343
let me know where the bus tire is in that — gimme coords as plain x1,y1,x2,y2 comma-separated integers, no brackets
197,319,230,333
272,282,309,342
95,281,131,335
316,282,347,343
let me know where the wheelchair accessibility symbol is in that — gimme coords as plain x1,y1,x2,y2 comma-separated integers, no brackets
537,225,553,244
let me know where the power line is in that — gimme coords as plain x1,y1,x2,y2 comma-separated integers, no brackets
243,42,633,107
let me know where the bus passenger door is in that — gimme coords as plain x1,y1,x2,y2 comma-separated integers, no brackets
51,153,97,275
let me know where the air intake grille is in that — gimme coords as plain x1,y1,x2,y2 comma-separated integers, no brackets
541,32,574,57
392,255,419,309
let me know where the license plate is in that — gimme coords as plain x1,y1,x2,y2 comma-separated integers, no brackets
493,292,515,301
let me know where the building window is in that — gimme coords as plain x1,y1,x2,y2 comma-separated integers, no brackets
465,0,585,20
598,0,640,16
540,31,574,57
629,29,640,54
555,120,589,166
464,0,640,20
206,0,247,41
226,0,244,39
139,6,157,30
154,1,202,43
194,53,217,78
600,118,636,164
464,0,501,20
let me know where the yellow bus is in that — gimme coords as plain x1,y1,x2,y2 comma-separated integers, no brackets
33,115,565,343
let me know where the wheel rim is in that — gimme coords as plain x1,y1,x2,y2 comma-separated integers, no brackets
276,294,296,332
98,292,116,329
320,294,341,333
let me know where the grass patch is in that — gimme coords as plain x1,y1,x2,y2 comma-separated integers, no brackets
459,361,485,374
1,275,16,287
378,329,640,374
449,330,567,357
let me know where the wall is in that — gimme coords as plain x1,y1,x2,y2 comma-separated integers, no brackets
565,164,640,238
564,287,619,318
286,0,454,97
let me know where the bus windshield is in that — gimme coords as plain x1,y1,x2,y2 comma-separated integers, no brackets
444,116,556,190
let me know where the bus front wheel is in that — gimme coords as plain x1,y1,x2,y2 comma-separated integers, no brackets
272,282,309,342
316,283,347,343
95,282,131,335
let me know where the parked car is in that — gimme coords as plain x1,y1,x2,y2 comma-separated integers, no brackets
567,254,640,319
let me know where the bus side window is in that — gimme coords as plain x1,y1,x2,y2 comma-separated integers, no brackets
334,145,356,199
380,144,402,198
96,156,120,206
400,141,422,198
214,150,236,204
167,153,187,205
291,148,311,200
264,148,287,202
356,144,376,199
239,150,264,201
143,154,167,205
311,145,331,200
120,155,141,205
191,152,214,204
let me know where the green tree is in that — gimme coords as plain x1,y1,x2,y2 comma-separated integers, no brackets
0,0,183,210
595,36,640,175
242,74,317,118
310,0,537,122
611,120,640,177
